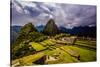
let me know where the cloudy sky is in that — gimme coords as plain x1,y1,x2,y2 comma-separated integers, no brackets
11,0,96,29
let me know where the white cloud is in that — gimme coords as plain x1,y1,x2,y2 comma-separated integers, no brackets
38,13,49,18
39,5,51,13
43,2,58,8
15,4,23,13
11,0,96,29
12,0,23,13
20,1,37,8
24,9,30,14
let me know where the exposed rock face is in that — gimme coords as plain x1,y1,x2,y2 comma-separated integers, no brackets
43,19,59,36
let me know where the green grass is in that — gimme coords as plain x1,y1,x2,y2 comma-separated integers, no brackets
60,46,79,58
39,42,47,46
67,46,96,62
44,48,79,64
57,48,79,63
12,52,45,66
42,39,55,45
40,39,96,63
19,52,45,65
75,40,96,49
75,40,96,47
12,37,96,66
29,42,46,51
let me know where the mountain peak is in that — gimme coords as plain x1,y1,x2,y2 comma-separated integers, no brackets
20,22,37,34
43,19,59,36
47,19,55,24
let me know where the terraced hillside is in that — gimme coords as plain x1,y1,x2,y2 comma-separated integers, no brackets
11,21,96,67
11,37,96,67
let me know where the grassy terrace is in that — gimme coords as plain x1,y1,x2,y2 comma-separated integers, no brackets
75,40,96,49
62,46,96,62
12,52,45,66
75,40,96,47
19,52,45,65
12,38,96,66
44,48,79,64
42,39,55,45
29,42,46,51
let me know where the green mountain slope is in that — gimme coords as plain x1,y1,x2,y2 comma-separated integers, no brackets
11,23,46,60
43,19,59,36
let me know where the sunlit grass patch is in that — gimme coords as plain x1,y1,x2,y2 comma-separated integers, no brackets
44,48,79,64
75,40,96,47
60,46,80,58
29,42,46,51
68,46,96,62
42,39,55,45
19,52,45,65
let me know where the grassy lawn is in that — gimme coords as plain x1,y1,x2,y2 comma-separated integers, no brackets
12,52,45,66
75,40,96,50
42,39,55,45
60,46,80,58
39,42,47,46
44,48,79,64
67,46,96,62
75,40,96,47
12,38,96,66
19,52,45,65
57,48,79,63
29,42,46,51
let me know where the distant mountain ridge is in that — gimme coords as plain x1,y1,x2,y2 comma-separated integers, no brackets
59,26,96,38
11,19,96,38
11,25,96,38
11,26,22,33
36,25,44,32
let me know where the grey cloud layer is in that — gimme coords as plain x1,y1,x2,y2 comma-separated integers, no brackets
11,0,96,28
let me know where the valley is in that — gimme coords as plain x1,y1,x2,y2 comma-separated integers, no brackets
11,36,96,66
11,19,96,67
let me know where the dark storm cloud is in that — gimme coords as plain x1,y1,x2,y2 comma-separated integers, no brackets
11,0,96,28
